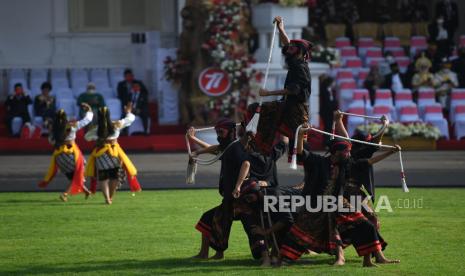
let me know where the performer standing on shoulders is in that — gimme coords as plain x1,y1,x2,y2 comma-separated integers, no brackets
85,103,141,205
39,103,93,202
253,16,313,158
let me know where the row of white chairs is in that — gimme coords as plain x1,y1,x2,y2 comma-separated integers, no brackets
6,68,126,95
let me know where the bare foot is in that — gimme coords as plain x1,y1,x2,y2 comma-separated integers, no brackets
261,256,271,267
376,258,400,264
210,251,224,260
333,258,345,266
191,253,208,260
105,198,112,205
271,256,280,267
363,260,379,267
59,193,68,202
84,190,91,200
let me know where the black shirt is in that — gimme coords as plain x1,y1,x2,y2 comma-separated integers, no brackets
248,141,288,187
5,94,32,117
282,46,312,104
219,141,247,201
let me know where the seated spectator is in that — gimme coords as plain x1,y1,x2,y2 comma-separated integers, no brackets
34,82,56,130
452,47,465,88
435,57,458,111
5,83,32,136
77,83,105,120
129,82,150,134
384,62,407,99
117,69,148,113
412,54,438,100
363,64,385,105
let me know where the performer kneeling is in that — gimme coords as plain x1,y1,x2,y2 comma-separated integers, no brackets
280,126,400,267
85,104,141,204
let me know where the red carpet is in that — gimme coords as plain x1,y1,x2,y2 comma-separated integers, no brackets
0,134,187,153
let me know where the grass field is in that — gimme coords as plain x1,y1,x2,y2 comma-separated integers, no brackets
1,188,464,275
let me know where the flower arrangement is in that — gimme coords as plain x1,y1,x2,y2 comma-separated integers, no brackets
163,56,191,84
202,0,258,119
311,44,338,65
252,0,307,7
357,122,442,140
203,1,256,85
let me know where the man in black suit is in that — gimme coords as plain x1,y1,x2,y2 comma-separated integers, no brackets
5,83,32,136
384,62,407,102
117,69,149,134
435,0,459,40
128,82,150,134
117,69,148,112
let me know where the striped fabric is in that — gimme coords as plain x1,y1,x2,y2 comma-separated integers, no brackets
56,153,75,173
96,153,121,170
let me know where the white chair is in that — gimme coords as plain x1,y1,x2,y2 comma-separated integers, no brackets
100,87,116,99
357,37,375,58
70,68,89,83
109,68,125,89
356,68,370,88
399,105,421,122
51,68,67,80
93,78,111,91
450,93,465,123
30,79,46,93
106,98,122,121
55,87,74,100
337,79,357,111
347,106,367,136
90,68,109,81
72,79,88,98
454,105,465,139
30,68,48,81
373,105,394,121
52,78,70,90
395,90,415,117
335,37,351,48
56,98,76,119
417,89,437,117
374,89,394,108
423,104,449,139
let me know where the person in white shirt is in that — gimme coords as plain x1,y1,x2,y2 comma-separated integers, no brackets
85,103,141,204
435,57,458,110
39,103,93,202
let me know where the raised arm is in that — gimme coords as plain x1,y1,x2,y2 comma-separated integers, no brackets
75,103,94,130
371,116,389,143
367,145,400,165
187,127,211,149
274,16,290,46
334,110,349,138
118,104,136,129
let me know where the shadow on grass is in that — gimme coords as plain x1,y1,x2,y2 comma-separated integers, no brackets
0,198,103,207
2,256,346,275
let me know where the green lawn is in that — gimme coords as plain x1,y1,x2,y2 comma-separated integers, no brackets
0,188,464,275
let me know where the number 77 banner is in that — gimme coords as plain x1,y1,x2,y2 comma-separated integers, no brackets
198,67,231,97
